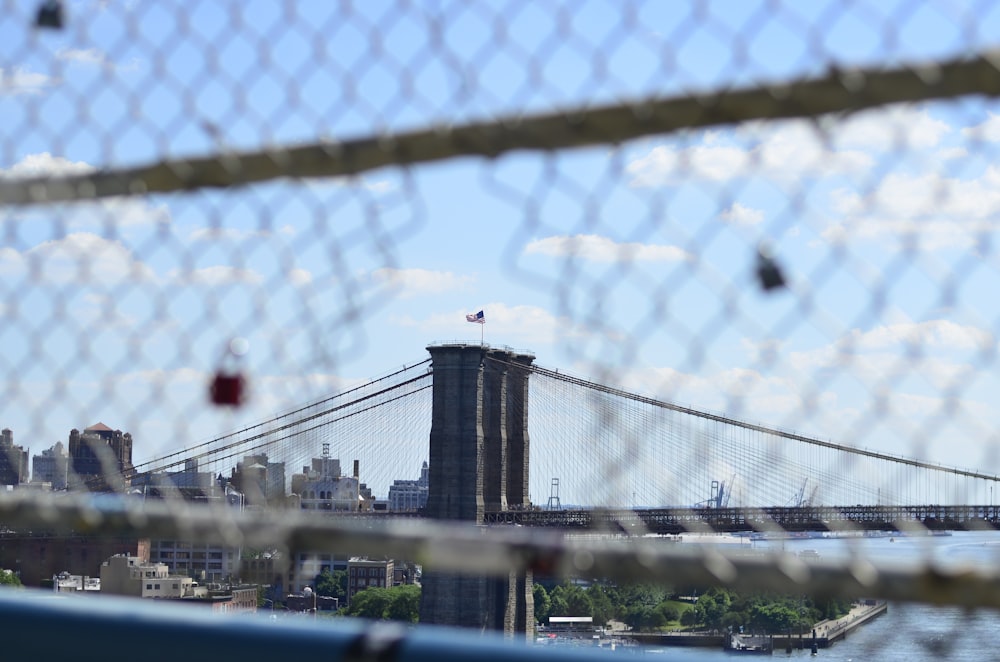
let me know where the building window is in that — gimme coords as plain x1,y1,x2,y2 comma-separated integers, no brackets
146,584,152,590
173,583,179,589
154,584,160,590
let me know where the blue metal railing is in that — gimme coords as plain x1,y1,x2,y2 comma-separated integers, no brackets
2,587,694,662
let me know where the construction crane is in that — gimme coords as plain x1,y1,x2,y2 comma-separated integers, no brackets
802,483,819,508
695,476,738,508
788,478,814,508
719,474,736,508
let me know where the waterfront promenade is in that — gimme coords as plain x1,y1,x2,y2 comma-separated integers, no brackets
626,600,887,650
810,600,888,647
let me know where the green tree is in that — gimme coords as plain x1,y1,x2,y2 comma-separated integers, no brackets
385,584,421,623
656,602,680,624
547,582,594,618
623,604,666,631
548,583,570,617
533,583,552,624
695,588,732,630
620,584,667,611
563,584,593,618
344,587,393,619
588,584,615,626
315,569,347,600
0,569,20,587
343,585,420,623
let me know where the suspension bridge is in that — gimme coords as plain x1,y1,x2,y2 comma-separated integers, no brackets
127,343,1000,535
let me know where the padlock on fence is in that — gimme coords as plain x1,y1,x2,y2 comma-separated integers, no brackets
209,338,249,407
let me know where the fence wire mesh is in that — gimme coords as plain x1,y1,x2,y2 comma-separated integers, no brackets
4,0,1000,657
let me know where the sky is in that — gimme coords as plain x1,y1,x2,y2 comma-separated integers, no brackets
5,1,1000,500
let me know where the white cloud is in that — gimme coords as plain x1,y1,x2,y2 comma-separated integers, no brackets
188,224,301,244
56,48,141,73
831,106,950,150
57,48,106,66
719,203,764,226
841,320,994,353
936,146,967,162
369,267,473,298
784,320,991,395
961,112,1000,143
627,121,872,187
98,198,171,228
0,232,155,284
187,227,255,242
3,152,94,177
288,268,312,286
823,169,1000,248
627,108,947,189
1,153,170,229
168,266,263,286
0,67,54,96
525,234,690,263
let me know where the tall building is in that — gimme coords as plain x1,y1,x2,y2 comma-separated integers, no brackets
387,461,429,511
67,423,134,492
231,453,285,507
290,445,370,512
0,428,28,486
31,442,68,490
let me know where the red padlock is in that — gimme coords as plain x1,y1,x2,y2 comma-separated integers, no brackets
209,338,249,407
210,372,245,406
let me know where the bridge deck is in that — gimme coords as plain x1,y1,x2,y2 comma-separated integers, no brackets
482,505,1000,534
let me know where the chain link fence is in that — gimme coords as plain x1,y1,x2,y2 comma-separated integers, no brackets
4,1,1000,658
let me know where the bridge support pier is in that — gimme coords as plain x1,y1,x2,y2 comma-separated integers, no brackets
420,344,534,639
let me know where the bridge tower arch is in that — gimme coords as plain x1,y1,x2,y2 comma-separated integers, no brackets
419,343,535,638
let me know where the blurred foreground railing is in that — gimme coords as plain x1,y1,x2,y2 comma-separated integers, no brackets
5,492,1000,610
0,588,626,662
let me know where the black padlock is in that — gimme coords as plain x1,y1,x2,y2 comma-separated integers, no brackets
756,244,787,292
35,0,64,29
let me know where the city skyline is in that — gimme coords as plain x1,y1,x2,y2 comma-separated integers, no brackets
3,2,1000,488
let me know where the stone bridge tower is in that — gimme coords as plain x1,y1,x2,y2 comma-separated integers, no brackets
419,343,534,638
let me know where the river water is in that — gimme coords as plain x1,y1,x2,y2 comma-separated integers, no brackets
637,530,1000,661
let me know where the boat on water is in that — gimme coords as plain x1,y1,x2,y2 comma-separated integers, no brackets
725,633,773,655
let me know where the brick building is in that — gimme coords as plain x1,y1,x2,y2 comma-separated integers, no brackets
347,557,393,605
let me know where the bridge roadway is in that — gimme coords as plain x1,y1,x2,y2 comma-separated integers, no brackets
481,505,1000,533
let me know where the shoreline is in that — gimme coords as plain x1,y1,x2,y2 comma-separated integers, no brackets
624,600,888,650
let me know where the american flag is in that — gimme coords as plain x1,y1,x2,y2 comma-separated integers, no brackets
465,310,485,324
